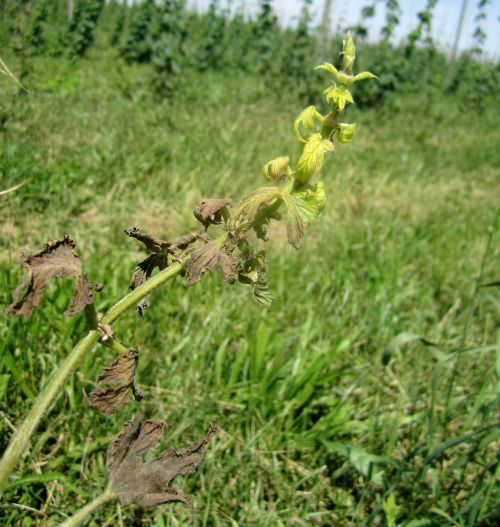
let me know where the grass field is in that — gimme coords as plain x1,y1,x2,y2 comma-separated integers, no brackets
0,48,499,526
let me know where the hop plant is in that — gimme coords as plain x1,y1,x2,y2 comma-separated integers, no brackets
0,32,377,526
250,0,279,76
150,0,186,98
196,0,226,71
67,0,105,58
121,0,155,64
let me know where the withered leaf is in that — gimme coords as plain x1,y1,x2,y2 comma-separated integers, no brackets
238,251,273,306
126,227,173,316
107,414,216,508
98,346,139,385
89,347,141,415
88,384,132,415
172,232,201,250
125,227,172,253
126,227,206,315
130,253,169,316
5,236,93,318
193,198,232,229
184,241,238,287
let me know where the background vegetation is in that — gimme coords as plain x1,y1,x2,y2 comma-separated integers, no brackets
1,0,499,525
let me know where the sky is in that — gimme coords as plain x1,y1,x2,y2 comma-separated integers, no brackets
186,0,500,60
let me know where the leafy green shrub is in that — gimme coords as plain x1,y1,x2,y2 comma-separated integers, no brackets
196,0,226,71
281,0,317,102
120,0,155,64
67,0,105,58
150,0,186,98
249,0,279,76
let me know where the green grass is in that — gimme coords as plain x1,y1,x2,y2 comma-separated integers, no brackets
0,50,499,526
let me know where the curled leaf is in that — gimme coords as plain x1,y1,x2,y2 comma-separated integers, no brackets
315,63,376,86
89,347,142,415
236,186,282,229
125,227,171,253
352,71,377,83
324,85,354,111
341,31,356,73
184,241,238,287
296,134,335,184
130,253,169,317
238,250,273,306
293,105,323,143
337,122,357,144
263,156,290,182
315,62,339,76
281,182,326,249
107,414,216,508
193,198,232,228
5,236,93,318
88,384,132,415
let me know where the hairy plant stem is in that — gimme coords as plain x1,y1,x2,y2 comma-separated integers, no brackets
0,200,282,492
0,256,188,492
58,487,115,527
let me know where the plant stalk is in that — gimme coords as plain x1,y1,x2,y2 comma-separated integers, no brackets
58,488,115,527
0,195,284,491
0,258,187,492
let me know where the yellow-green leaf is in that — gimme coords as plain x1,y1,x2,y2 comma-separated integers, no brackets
341,31,356,73
353,71,377,82
236,186,281,225
337,123,357,144
281,182,326,249
324,85,354,111
263,156,290,181
315,62,339,76
293,105,324,144
296,133,334,184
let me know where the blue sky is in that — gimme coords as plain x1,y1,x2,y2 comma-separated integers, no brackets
186,0,500,60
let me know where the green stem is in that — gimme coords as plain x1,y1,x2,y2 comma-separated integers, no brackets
0,200,283,492
58,488,115,527
0,259,186,493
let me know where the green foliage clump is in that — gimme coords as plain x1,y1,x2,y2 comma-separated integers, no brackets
196,0,226,71
67,0,105,58
281,0,316,102
121,0,155,64
28,1,47,55
109,1,127,48
151,0,186,98
381,0,401,41
471,0,490,56
249,0,279,76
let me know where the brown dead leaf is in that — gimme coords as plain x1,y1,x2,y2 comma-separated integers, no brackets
125,227,172,253
107,414,216,508
130,253,169,316
88,384,132,415
193,198,232,229
126,227,173,316
184,241,238,287
5,236,93,318
89,347,141,415
126,228,204,315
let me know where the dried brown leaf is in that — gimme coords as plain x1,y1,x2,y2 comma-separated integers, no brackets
193,198,232,229
184,241,238,287
98,347,139,385
88,384,132,415
5,236,93,318
88,347,141,415
129,253,169,316
172,232,202,250
107,414,216,508
125,227,171,253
